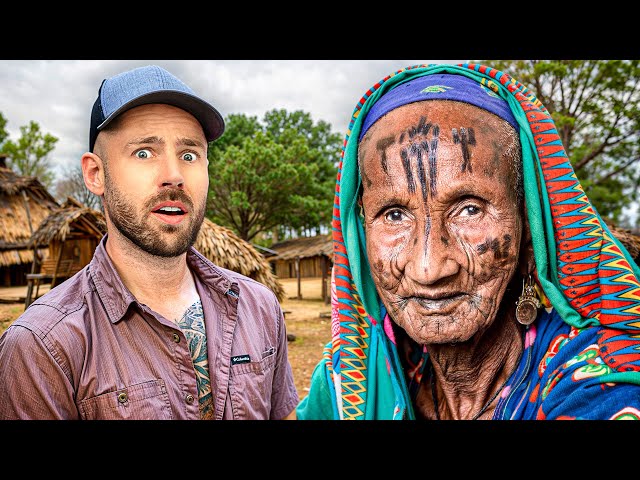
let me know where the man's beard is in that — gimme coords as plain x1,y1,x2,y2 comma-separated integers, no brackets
103,170,205,258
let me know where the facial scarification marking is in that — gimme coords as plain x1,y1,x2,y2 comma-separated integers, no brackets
396,120,441,199
376,136,395,174
411,116,433,138
476,234,513,260
429,125,439,196
452,127,476,173
361,166,373,188
410,143,428,203
424,214,432,253
400,148,416,194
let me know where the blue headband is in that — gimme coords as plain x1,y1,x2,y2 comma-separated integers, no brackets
359,73,519,141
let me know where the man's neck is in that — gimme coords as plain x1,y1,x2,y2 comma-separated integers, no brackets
105,232,200,322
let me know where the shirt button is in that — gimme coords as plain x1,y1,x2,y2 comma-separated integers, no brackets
185,394,195,404
172,333,180,343
117,392,128,403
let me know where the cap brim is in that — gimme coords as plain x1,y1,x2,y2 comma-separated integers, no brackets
97,90,225,142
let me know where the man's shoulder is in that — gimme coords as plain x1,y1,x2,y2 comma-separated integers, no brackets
15,270,91,336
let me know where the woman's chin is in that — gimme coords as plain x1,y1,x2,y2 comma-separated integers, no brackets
392,309,479,346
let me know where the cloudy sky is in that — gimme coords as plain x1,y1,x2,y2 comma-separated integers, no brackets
0,59,464,176
1,59,637,224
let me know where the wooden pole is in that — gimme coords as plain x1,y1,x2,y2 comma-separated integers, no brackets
22,191,37,309
296,256,301,299
321,255,328,304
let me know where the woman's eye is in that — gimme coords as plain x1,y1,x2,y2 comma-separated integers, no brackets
135,149,152,159
384,209,405,222
460,204,481,216
182,152,197,162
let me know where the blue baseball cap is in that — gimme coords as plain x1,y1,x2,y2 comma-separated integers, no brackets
89,65,225,152
359,73,519,141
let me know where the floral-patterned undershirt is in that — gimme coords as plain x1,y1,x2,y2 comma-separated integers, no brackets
176,299,214,419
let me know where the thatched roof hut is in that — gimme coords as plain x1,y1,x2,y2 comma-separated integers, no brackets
28,197,107,278
269,233,333,302
269,233,333,279
194,218,285,302
29,197,106,247
0,155,59,286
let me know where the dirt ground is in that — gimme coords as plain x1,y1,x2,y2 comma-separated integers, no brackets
278,277,332,395
0,277,331,397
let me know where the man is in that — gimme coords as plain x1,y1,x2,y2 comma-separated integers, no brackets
0,65,298,420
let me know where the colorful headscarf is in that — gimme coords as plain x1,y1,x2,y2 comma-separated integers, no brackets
325,63,640,420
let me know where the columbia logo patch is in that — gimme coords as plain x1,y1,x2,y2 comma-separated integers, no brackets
231,354,251,365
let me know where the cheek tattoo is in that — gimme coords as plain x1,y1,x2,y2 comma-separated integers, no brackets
476,234,513,261
452,127,476,173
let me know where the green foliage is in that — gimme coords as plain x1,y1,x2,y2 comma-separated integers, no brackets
482,60,640,228
0,112,8,145
207,110,341,242
0,118,58,188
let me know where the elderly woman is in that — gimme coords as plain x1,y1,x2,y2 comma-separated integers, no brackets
296,63,640,420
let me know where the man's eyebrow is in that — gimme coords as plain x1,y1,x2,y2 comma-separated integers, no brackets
177,137,206,149
124,136,206,149
126,136,163,147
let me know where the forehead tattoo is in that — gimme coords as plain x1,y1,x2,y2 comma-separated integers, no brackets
375,136,396,174
374,116,442,201
452,127,476,173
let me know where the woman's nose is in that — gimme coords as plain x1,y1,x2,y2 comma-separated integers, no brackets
401,217,460,285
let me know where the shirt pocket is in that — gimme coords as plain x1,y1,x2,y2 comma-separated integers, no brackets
228,349,277,419
78,379,172,420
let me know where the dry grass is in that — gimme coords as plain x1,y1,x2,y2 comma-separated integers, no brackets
0,277,332,399
0,303,24,336
279,277,332,396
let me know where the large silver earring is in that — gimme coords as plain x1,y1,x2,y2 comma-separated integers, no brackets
515,275,541,325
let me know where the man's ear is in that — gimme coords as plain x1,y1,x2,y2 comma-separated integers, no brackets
81,152,105,196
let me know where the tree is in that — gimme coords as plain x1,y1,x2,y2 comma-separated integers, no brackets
0,112,8,145
55,164,101,210
1,118,58,188
206,110,342,243
482,60,640,227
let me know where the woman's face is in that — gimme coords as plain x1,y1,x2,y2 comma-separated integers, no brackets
359,99,523,345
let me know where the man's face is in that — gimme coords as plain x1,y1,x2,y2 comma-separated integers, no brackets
359,99,523,345
99,103,209,257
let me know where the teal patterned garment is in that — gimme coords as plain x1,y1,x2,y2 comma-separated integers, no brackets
176,299,214,419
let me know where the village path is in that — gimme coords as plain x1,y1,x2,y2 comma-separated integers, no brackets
0,284,50,303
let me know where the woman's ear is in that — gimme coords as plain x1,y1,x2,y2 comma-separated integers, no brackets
81,152,105,197
519,203,535,276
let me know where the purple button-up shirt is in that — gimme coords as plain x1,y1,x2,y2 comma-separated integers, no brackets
0,236,298,420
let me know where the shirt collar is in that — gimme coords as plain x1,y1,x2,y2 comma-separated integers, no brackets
88,234,235,323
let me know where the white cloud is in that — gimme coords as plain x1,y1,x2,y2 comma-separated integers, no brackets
0,59,459,175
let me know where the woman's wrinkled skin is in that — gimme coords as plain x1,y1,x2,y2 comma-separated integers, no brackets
358,99,534,419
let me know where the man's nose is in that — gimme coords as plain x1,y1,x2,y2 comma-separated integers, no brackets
159,156,185,188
